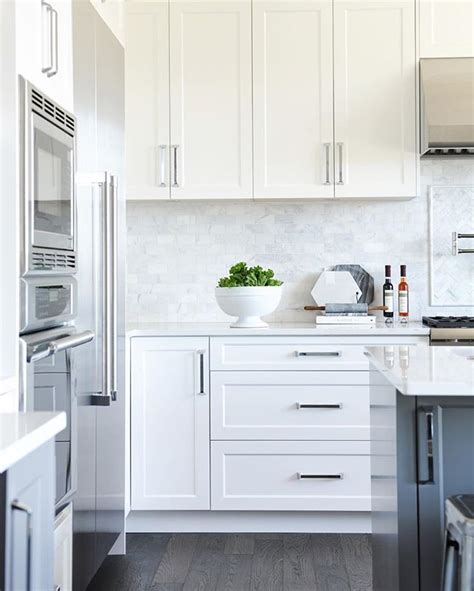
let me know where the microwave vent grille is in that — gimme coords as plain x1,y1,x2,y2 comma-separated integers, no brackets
30,87,76,136
31,249,76,273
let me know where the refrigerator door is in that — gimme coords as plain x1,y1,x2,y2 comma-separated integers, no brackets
72,3,125,589
94,12,126,571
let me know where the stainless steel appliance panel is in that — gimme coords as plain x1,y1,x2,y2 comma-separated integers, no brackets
72,2,126,587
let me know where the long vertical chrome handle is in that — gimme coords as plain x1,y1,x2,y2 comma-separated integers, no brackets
323,143,331,185
109,175,118,401
158,145,167,187
11,500,33,591
197,350,205,395
41,2,54,74
171,145,179,188
418,407,434,484
46,7,59,78
336,143,344,185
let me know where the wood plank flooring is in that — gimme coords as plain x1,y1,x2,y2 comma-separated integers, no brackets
87,533,372,591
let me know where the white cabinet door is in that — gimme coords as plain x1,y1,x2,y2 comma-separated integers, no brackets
419,0,474,57
125,2,170,200
16,0,73,110
253,0,334,199
333,0,417,198
131,337,210,510
169,0,253,199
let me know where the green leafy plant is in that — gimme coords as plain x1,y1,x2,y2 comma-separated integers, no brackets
217,262,283,288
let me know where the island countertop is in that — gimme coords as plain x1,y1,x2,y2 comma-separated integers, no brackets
128,321,430,338
0,411,66,473
366,344,474,396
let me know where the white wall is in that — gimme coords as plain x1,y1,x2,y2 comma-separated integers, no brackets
127,159,474,323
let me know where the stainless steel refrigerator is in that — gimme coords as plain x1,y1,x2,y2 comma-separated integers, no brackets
72,4,126,589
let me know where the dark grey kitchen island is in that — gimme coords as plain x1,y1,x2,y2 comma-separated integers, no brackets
367,344,474,591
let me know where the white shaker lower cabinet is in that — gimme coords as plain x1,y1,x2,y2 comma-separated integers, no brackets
333,0,417,198
211,441,371,511
131,337,210,510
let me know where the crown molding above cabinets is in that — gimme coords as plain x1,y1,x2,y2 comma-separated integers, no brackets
126,0,420,201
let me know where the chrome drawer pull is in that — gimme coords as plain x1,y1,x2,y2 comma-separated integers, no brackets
297,473,344,480
296,351,341,357
297,403,343,409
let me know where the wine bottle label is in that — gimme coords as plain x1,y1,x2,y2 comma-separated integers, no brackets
399,291,408,314
384,290,394,313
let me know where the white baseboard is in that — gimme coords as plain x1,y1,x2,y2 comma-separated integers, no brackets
127,510,371,534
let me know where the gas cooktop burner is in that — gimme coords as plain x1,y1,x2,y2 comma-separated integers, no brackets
423,316,474,329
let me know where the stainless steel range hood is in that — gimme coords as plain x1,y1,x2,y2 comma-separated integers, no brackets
420,58,474,156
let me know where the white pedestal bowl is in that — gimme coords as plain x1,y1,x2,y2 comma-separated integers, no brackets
215,286,282,328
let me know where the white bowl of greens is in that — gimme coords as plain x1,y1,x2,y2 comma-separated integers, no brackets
215,262,283,328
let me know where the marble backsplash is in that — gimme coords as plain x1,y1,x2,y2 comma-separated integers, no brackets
127,159,474,323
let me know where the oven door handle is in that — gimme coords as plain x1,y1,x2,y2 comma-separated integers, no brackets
27,330,95,363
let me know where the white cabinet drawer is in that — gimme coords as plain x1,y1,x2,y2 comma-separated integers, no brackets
211,441,370,512
211,337,368,371
210,336,425,371
211,372,369,440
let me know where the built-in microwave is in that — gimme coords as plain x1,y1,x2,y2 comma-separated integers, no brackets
19,76,77,275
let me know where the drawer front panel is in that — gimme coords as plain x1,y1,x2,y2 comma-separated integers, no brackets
211,441,371,511
211,372,369,440
210,336,425,371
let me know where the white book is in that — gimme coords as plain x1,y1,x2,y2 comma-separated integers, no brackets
315,315,376,325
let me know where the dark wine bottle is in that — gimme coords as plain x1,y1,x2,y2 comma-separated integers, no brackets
383,265,394,321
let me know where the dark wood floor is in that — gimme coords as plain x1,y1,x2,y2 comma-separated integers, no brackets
87,533,372,591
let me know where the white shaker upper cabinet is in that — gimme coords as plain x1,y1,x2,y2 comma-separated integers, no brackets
333,1,417,199
16,0,73,110
125,2,170,200
419,0,474,57
169,0,253,199
253,0,334,199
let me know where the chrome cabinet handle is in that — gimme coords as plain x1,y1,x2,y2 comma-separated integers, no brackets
171,145,179,187
297,473,343,480
46,7,59,78
11,500,33,591
158,145,167,187
418,407,435,484
336,142,344,185
296,351,341,357
297,403,343,409
41,2,54,74
197,350,205,395
323,143,331,185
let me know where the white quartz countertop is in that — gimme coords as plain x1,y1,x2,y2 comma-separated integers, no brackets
128,321,430,338
366,344,474,396
0,412,66,473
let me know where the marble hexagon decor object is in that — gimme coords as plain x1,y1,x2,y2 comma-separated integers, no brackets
329,264,375,304
311,271,361,305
